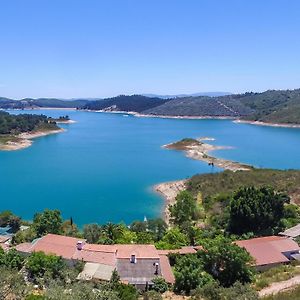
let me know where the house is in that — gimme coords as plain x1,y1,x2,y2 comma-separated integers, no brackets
0,235,11,251
235,236,300,271
16,233,175,289
280,224,300,239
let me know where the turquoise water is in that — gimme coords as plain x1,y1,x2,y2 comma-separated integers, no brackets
1,110,300,226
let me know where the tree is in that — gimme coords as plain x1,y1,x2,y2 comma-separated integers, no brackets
199,237,254,287
228,186,289,234
174,254,214,295
0,210,13,227
33,209,63,237
62,219,79,237
152,277,168,293
0,248,24,270
147,219,167,241
26,252,66,282
155,227,188,250
83,224,102,243
101,223,124,243
143,290,163,300
169,191,200,226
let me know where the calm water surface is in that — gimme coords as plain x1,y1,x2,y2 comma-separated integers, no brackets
1,110,300,226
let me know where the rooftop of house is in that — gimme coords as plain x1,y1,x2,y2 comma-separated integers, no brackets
280,224,300,238
235,236,300,266
16,233,176,284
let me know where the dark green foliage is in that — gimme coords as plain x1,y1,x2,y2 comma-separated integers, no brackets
26,252,66,281
0,111,59,135
169,191,200,226
0,248,25,270
152,277,168,293
228,186,288,235
33,209,63,237
174,254,214,294
199,237,254,287
83,223,102,243
83,95,170,113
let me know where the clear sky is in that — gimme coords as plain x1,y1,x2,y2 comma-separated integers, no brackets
1,0,300,99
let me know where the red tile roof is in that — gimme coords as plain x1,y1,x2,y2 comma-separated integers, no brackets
235,236,300,266
116,244,159,259
159,254,175,284
157,246,198,255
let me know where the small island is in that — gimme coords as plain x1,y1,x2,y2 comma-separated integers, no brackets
48,115,76,124
0,111,67,151
164,137,251,172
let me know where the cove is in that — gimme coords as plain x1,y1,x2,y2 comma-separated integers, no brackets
0,109,299,226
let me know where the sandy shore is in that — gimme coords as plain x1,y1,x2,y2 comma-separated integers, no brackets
0,129,65,151
55,119,76,124
154,180,187,224
155,137,251,224
234,119,300,128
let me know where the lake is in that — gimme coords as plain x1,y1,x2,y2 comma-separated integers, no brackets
1,109,300,226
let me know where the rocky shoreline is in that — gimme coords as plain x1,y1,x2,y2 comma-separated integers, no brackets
155,137,252,224
0,129,65,151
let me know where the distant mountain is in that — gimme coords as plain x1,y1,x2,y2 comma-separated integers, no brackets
142,92,232,99
82,95,170,112
0,98,90,109
1,89,300,125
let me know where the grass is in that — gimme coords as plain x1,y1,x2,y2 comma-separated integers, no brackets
262,285,300,300
187,169,300,200
254,263,300,291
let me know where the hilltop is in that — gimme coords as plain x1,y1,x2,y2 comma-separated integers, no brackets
1,88,300,125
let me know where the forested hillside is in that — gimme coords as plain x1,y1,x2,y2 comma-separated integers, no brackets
82,95,170,112
1,88,300,124
0,111,59,134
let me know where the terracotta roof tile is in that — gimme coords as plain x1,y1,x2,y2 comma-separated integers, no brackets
235,236,300,266
116,244,159,259
159,254,175,284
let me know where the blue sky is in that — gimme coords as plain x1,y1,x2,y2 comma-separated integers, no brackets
1,0,300,99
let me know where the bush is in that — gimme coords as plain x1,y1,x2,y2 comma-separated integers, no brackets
152,277,168,293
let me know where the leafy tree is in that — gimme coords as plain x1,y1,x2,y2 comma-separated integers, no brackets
0,248,24,270
155,227,188,250
228,186,289,234
33,209,63,237
62,219,80,237
174,254,214,295
136,232,154,244
146,219,167,241
26,252,66,282
169,191,200,226
199,237,254,287
83,224,102,243
152,277,168,293
101,222,124,243
0,210,13,227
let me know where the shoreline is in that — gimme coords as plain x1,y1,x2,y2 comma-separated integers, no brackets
155,137,252,224
6,107,300,128
0,128,65,151
154,180,187,224
234,119,300,128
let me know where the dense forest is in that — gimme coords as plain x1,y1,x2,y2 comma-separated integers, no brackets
0,111,59,134
1,88,300,124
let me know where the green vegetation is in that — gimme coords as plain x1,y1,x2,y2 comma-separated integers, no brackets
165,138,201,150
228,186,288,235
187,169,300,202
255,263,300,290
262,285,300,300
0,111,59,135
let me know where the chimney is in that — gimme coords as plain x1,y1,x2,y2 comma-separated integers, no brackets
77,241,83,251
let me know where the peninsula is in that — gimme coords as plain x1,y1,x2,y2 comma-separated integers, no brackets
156,137,252,223
0,111,66,151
